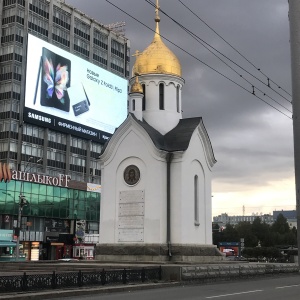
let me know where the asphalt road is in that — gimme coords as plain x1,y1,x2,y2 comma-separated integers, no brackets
51,274,300,300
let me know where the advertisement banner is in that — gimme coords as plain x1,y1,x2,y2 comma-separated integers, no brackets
24,34,128,142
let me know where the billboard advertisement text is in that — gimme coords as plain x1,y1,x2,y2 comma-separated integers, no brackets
24,34,128,143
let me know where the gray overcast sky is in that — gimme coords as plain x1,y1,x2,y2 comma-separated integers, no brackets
67,0,294,216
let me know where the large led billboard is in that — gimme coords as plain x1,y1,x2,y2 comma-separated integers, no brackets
24,34,128,143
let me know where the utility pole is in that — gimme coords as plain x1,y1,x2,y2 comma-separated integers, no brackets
288,0,300,268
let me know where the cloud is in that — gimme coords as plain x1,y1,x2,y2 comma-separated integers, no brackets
67,0,295,216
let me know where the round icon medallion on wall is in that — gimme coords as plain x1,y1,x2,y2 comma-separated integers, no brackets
124,165,140,186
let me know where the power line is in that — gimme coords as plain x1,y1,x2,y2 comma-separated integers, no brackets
177,0,292,99
145,0,292,113
105,0,292,119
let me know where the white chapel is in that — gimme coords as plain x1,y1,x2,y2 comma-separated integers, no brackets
96,1,220,262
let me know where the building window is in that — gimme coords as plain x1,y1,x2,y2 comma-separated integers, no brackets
14,45,23,62
111,56,124,74
142,84,146,111
132,99,135,111
1,26,24,44
194,175,200,225
2,7,24,25
53,6,71,30
15,26,23,43
0,83,11,100
0,64,21,81
12,83,21,100
74,18,90,41
93,47,107,67
52,26,70,48
126,46,130,78
159,83,164,110
74,37,89,58
93,30,108,50
111,39,124,59
0,45,22,63
16,8,25,25
3,0,25,6
69,154,86,174
28,14,49,38
29,0,49,19
2,8,16,25
0,82,22,101
3,0,15,6
70,136,87,156
176,85,180,113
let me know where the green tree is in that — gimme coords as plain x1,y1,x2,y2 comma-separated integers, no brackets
271,213,296,246
221,223,239,242
272,213,290,234
252,217,273,247
213,213,297,250
235,221,258,247
212,223,221,245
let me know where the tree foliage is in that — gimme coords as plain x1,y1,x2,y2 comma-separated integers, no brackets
242,246,282,260
213,214,297,247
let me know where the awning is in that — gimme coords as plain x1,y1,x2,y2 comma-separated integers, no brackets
0,241,17,247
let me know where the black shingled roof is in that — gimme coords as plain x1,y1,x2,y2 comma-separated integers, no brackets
100,113,203,155
133,114,202,152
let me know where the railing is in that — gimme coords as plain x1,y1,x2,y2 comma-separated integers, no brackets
0,267,162,293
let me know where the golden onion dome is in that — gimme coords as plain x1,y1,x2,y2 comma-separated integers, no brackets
132,1,182,77
130,75,143,93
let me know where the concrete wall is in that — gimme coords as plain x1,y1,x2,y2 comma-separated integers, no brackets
161,263,299,281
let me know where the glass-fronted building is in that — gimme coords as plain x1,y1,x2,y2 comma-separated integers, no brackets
0,177,100,260
1,180,100,222
0,0,129,260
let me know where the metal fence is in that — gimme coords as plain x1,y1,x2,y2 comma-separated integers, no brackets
0,267,162,293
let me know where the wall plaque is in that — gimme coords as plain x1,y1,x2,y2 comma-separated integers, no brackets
118,216,144,228
119,203,144,216
118,229,144,242
118,189,145,242
120,190,144,203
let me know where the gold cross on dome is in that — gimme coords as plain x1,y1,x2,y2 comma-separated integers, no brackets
132,50,141,58
155,0,160,16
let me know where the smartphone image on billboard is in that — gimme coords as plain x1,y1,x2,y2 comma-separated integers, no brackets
40,47,71,112
72,100,90,116
68,84,91,116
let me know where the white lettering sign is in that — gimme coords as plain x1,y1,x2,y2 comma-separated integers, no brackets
12,170,71,188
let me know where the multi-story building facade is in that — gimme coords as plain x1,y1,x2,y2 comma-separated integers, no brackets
0,0,129,261
213,213,274,227
214,210,297,229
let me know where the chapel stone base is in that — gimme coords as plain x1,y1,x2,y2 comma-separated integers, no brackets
95,243,225,263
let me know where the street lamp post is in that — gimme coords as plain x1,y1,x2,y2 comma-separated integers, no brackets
15,157,42,261
15,195,28,261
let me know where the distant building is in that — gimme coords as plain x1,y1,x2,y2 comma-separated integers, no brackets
213,210,297,229
213,213,273,227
